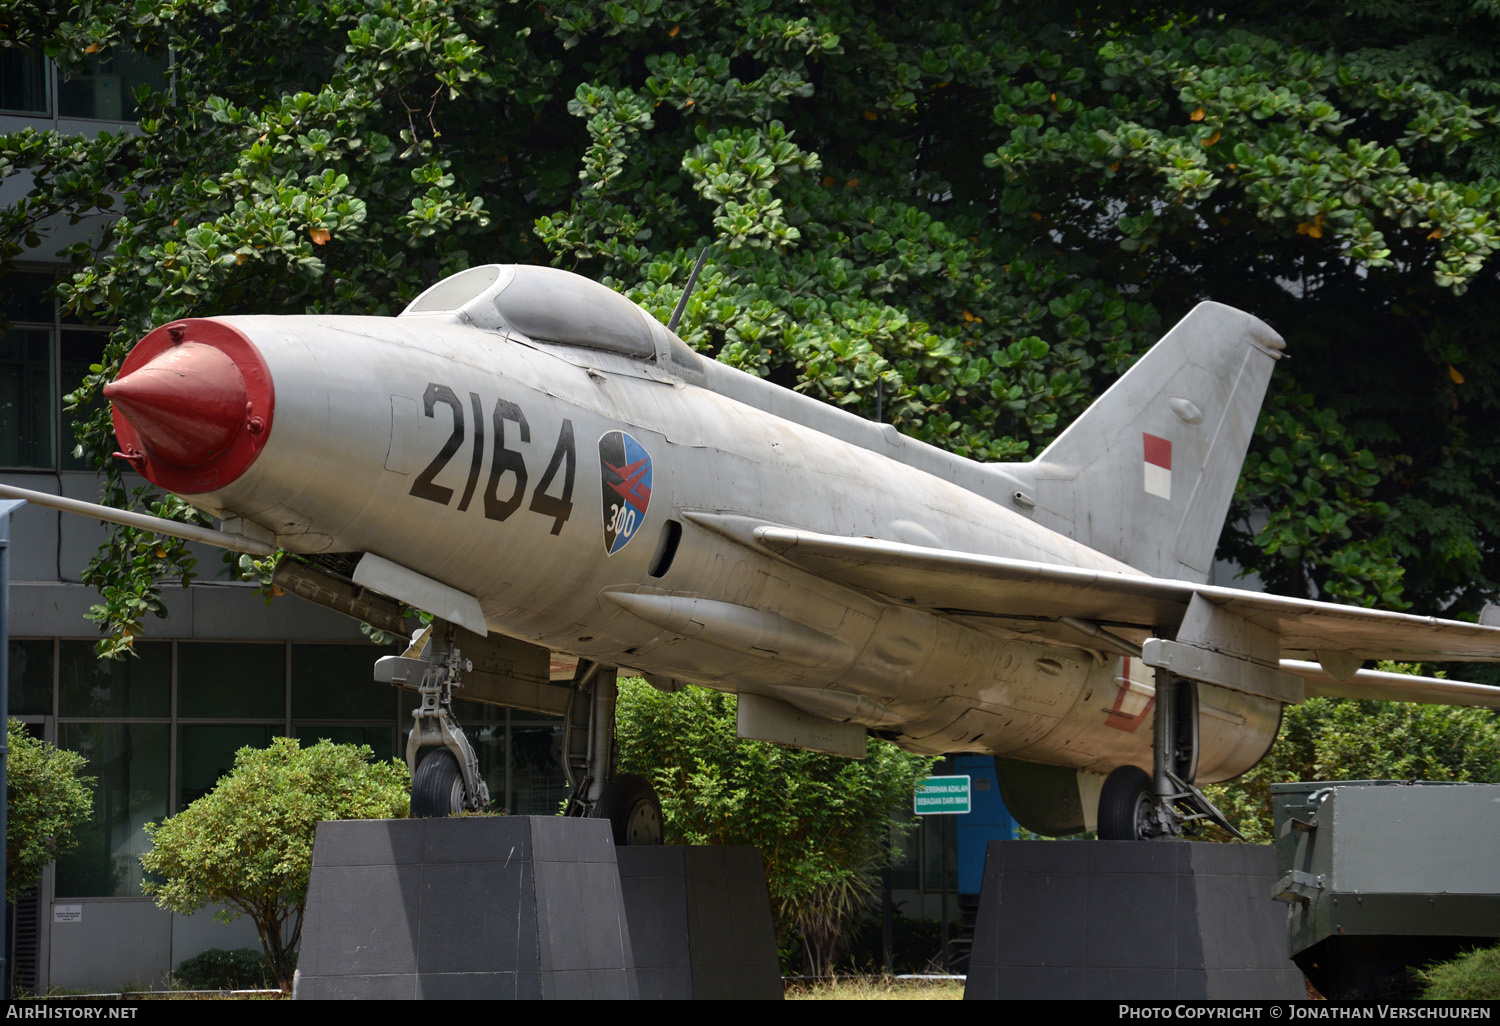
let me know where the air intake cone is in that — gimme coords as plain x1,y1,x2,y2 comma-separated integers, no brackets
106,342,246,467
105,319,274,494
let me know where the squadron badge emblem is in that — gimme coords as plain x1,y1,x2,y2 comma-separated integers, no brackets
599,431,652,555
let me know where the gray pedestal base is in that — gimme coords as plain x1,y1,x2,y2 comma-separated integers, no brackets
293,817,637,999
965,840,1304,1000
616,846,782,999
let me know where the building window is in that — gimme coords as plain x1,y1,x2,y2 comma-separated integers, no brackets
54,723,170,899
177,641,285,719
58,640,170,718
0,274,110,471
9,639,55,715
57,52,169,122
1,49,169,121
0,326,54,467
0,50,50,116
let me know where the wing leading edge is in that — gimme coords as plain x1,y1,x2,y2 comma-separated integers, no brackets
742,523,1500,709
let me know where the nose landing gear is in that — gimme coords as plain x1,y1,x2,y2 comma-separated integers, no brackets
380,622,663,842
400,624,491,817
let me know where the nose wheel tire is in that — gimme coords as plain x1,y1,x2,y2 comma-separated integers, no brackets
411,749,467,818
593,773,664,845
1098,764,1155,841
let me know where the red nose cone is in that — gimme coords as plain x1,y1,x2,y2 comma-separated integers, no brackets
106,343,246,467
106,319,274,494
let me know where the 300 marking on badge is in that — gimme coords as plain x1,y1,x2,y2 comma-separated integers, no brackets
599,431,652,555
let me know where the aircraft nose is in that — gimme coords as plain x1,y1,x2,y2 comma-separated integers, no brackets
104,319,274,494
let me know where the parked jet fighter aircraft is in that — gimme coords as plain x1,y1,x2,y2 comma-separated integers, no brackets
9,264,1500,841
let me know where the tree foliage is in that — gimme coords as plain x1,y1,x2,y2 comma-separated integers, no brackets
616,679,934,974
6,719,94,904
138,738,409,992
2,0,1500,649
1204,691,1500,844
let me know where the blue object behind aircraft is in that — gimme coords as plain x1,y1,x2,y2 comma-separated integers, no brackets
954,755,1016,896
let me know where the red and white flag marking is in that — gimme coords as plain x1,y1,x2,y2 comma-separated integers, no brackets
1143,432,1171,500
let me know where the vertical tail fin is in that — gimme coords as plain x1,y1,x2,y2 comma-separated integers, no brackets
1002,302,1283,582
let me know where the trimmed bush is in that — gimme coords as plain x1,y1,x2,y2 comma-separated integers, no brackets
175,947,278,990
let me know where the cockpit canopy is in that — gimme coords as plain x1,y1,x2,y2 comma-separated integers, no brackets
402,264,661,359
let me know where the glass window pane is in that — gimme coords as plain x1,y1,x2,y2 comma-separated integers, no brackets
57,52,168,121
921,814,958,891
1,273,55,323
177,724,278,809
54,723,169,898
177,642,284,718
0,50,49,115
291,644,394,719
8,640,52,715
0,327,54,468
508,722,565,816
58,640,170,718
292,724,397,763
59,330,111,471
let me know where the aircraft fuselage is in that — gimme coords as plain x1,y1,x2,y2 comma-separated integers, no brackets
167,311,1278,784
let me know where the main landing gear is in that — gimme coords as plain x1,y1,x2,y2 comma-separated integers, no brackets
390,622,663,844
1097,674,1243,841
560,661,664,845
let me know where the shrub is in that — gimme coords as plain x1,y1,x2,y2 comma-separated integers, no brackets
174,948,276,990
1419,942,1500,1000
7,720,94,903
141,738,408,991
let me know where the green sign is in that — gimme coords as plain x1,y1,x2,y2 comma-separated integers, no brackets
914,775,971,815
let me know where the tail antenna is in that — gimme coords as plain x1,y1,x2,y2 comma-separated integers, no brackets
666,247,711,334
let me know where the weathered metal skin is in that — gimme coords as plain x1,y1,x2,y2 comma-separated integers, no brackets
72,263,1500,837
117,289,1279,787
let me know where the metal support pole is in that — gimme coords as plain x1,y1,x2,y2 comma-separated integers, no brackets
939,816,949,971
0,499,28,994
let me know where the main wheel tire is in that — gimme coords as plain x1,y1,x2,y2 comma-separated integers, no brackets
593,773,663,845
1098,765,1155,841
411,749,466,818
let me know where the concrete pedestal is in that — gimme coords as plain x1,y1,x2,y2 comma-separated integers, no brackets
293,817,637,999
615,846,782,999
965,840,1304,1000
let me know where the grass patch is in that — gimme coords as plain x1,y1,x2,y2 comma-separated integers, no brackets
785,976,965,1000
1419,942,1500,1000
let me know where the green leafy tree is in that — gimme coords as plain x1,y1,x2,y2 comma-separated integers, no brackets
616,678,934,975
6,719,94,903
139,738,409,992
3,0,1500,646
1204,691,1500,844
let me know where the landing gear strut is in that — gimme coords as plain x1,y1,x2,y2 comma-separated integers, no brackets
381,624,662,841
403,623,490,817
1097,674,1242,841
561,662,664,845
